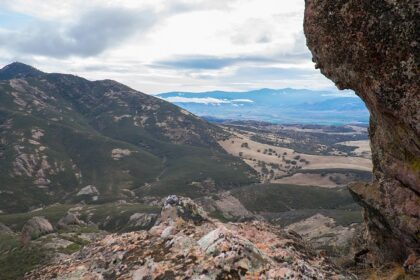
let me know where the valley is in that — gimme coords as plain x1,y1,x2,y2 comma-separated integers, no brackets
0,0,417,277
217,121,372,187
0,63,372,279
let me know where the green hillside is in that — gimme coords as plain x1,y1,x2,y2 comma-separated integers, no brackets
0,62,257,213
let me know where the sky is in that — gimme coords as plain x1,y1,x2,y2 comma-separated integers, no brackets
0,0,339,94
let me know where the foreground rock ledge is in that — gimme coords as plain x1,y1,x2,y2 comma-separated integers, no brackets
25,196,348,279
304,0,419,263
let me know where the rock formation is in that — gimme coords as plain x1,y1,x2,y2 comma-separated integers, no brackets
57,213,84,229
25,196,349,279
77,185,100,197
0,222,13,234
127,212,158,231
21,216,54,246
304,0,419,263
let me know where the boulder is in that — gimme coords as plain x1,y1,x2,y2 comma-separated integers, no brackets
77,185,99,197
57,213,84,229
127,213,158,230
21,216,53,245
159,195,208,225
0,222,13,234
286,214,359,257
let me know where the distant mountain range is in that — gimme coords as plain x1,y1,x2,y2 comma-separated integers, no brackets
158,88,369,125
0,62,256,213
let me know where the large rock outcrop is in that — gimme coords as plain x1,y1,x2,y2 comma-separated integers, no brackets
304,0,419,263
25,196,349,279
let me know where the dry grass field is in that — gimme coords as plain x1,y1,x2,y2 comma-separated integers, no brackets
219,127,372,187
337,140,371,158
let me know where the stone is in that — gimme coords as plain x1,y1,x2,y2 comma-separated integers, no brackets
197,227,227,253
160,195,208,225
127,213,158,230
160,226,174,239
57,213,83,229
77,185,99,196
21,216,53,245
304,0,419,263
286,214,358,253
0,222,13,234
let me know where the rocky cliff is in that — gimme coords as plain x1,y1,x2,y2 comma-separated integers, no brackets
25,196,349,279
304,0,419,264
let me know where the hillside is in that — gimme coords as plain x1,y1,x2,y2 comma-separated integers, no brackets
158,88,369,125
0,62,257,213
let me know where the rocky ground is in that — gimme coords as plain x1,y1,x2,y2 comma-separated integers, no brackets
24,196,351,280
1,194,418,279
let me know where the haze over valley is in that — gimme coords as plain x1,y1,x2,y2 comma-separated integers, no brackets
159,88,369,125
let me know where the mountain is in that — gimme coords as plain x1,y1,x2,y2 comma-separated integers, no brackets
0,62,44,80
0,62,257,213
158,88,369,124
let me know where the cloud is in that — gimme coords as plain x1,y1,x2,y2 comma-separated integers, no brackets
156,56,237,70
233,66,315,79
0,7,157,58
231,99,253,103
155,52,311,70
155,55,275,70
0,0,340,93
161,96,253,105
230,18,273,45
162,96,230,104
165,0,238,14
321,91,358,97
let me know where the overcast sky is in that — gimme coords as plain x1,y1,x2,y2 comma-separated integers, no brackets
0,0,338,94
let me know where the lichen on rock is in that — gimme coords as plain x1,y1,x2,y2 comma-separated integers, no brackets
24,196,351,279
304,0,419,264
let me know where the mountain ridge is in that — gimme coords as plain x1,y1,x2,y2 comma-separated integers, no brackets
158,88,369,125
0,62,257,213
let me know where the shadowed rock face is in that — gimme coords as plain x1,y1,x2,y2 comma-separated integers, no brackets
304,0,419,262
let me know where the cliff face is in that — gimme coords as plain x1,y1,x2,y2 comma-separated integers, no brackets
304,0,419,263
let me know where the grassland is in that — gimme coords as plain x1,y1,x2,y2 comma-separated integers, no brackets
218,124,372,187
231,183,362,226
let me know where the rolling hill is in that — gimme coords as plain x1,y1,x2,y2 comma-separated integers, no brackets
0,62,257,213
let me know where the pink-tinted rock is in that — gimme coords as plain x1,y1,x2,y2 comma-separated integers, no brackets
24,196,350,279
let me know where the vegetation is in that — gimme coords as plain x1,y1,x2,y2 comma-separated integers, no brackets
232,183,356,212
86,203,159,232
296,168,372,182
0,202,160,233
0,64,257,213
0,204,73,231
0,234,49,280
